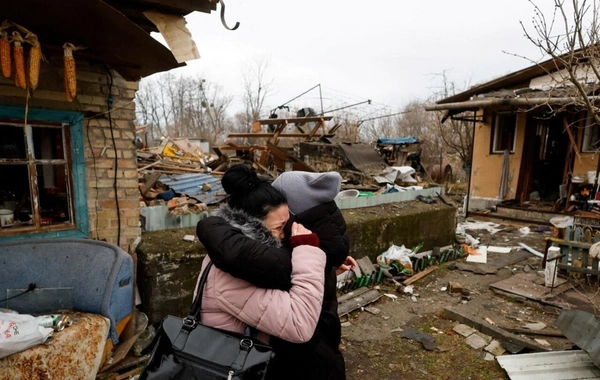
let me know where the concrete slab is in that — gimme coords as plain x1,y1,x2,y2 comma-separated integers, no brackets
465,333,488,350
453,324,477,337
484,340,506,356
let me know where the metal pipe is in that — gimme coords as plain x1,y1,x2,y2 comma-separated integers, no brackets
425,96,600,111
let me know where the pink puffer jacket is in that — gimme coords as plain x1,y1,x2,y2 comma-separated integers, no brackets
195,244,326,343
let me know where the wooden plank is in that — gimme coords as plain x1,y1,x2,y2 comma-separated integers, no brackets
502,327,565,338
563,117,583,166
489,272,567,302
137,160,161,171
443,307,552,352
227,133,334,138
337,286,371,303
403,265,438,286
338,289,382,317
266,142,316,172
255,116,333,125
307,118,325,139
141,172,162,196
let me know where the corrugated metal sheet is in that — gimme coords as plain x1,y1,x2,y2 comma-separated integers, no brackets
159,173,228,205
557,310,600,367
335,187,442,209
497,351,600,380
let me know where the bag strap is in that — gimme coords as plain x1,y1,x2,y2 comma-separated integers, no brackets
184,261,213,327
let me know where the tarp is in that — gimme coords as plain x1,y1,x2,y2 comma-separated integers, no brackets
376,137,419,145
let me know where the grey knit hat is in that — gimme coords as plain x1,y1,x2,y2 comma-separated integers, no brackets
272,171,342,215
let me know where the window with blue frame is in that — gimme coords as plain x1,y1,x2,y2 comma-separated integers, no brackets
0,106,88,239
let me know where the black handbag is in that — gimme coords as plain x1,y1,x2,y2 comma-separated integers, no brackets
141,262,275,380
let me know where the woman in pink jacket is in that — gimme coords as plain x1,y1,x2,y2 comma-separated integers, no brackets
195,165,326,344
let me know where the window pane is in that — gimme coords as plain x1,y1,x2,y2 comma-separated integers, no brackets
32,126,65,160
494,115,516,152
0,164,31,222
37,164,71,225
0,124,27,159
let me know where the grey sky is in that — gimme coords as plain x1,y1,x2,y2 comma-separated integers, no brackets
152,0,560,117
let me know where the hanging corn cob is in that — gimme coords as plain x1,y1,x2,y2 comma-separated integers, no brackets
12,32,25,89
0,31,10,79
63,43,77,102
25,33,41,90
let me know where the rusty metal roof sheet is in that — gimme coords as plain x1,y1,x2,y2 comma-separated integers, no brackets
159,173,228,205
496,351,600,380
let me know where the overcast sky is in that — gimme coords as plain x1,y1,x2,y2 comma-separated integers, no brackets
151,0,562,117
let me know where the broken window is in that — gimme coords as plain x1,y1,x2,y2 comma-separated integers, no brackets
491,113,517,153
582,111,600,153
0,121,74,233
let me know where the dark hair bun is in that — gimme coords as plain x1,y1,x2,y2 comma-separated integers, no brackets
222,164,261,196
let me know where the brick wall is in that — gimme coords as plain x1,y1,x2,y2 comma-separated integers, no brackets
0,56,140,250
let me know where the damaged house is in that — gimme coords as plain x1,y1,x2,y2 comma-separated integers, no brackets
0,0,220,251
427,49,600,221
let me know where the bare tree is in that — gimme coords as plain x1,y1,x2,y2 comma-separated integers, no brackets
522,0,600,123
135,73,233,146
237,59,273,132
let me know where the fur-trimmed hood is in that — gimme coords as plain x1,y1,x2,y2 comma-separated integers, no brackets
212,205,282,248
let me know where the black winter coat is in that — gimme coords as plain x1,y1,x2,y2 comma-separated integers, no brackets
196,201,349,380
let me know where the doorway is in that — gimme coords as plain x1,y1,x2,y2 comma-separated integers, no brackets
517,115,570,203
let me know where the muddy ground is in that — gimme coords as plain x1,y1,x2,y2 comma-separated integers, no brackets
341,218,582,380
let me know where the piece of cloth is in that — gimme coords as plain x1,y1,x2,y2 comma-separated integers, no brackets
195,206,326,344
272,171,342,215
290,233,319,248
0,312,109,380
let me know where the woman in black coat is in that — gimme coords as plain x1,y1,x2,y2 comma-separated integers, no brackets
197,169,353,380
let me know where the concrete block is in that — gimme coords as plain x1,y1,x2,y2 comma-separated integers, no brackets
465,333,488,350
453,324,477,337
484,340,506,356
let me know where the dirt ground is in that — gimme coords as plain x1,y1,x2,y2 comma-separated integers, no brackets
341,217,579,380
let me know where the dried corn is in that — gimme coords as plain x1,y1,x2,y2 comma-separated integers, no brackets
0,31,10,79
27,35,41,90
63,43,76,102
12,32,25,89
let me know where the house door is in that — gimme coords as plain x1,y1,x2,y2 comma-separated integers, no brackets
517,116,570,202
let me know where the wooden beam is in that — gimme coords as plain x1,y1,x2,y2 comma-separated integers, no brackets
269,120,288,145
255,116,333,125
308,118,325,139
266,142,316,172
563,117,582,166
502,327,565,338
141,172,162,196
403,265,438,286
227,133,334,138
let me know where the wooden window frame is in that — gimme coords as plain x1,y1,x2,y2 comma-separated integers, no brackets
582,111,600,153
0,106,88,241
490,112,517,154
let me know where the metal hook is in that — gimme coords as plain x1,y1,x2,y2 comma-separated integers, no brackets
219,0,240,31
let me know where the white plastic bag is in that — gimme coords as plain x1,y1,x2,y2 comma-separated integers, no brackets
0,312,53,359
376,245,414,274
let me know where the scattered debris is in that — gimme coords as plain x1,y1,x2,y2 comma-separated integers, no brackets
403,286,414,295
484,340,506,356
411,296,418,303
485,318,495,326
556,309,600,367
487,246,512,254
400,328,438,351
503,327,564,338
383,293,399,301
518,243,544,258
364,306,381,315
356,256,377,276
533,338,551,347
448,261,498,275
443,307,552,352
182,235,195,242
523,322,547,331
466,246,488,264
465,333,489,350
448,282,464,294
341,322,352,328
519,227,531,235
483,353,495,361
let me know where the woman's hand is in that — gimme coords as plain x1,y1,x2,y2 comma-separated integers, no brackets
335,256,357,276
291,222,312,236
